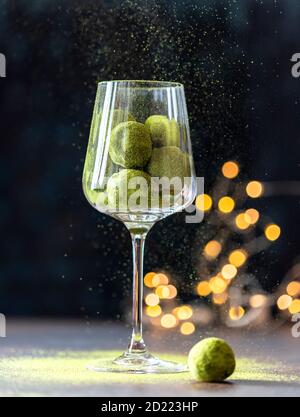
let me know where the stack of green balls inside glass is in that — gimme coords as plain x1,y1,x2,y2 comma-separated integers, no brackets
88,110,189,211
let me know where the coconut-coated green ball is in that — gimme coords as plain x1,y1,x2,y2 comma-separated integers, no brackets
188,338,236,382
146,146,185,180
145,115,180,147
109,121,152,169
107,169,151,210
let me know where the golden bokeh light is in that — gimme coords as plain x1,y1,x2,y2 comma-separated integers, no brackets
144,272,156,288
229,306,245,321
287,281,300,297
235,213,250,230
180,322,195,335
221,264,238,280
209,276,227,294
155,285,170,299
204,240,222,259
246,181,263,198
151,273,169,287
176,305,193,320
264,224,281,241
160,314,177,328
145,293,159,307
213,292,228,305
166,284,177,299
277,294,292,310
229,249,248,267
288,299,300,314
195,194,213,212
218,196,235,213
196,281,211,297
244,208,260,225
249,294,267,308
146,305,162,317
222,161,239,179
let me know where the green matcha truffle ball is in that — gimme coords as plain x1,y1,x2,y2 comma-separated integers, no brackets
145,115,180,147
107,169,151,210
109,121,152,169
188,338,236,382
147,146,185,180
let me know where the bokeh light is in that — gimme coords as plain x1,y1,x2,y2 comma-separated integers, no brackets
264,224,281,241
246,181,263,198
249,294,267,308
235,213,250,230
155,285,170,299
277,294,292,310
229,249,248,267
221,264,238,280
218,196,235,213
213,292,228,305
244,208,260,225
146,305,162,317
145,293,159,307
209,276,227,294
176,305,193,320
222,161,239,179
180,322,195,335
166,284,177,299
195,194,213,212
229,306,245,320
144,272,156,288
204,240,222,259
288,299,300,314
196,281,211,297
160,314,177,328
287,281,300,297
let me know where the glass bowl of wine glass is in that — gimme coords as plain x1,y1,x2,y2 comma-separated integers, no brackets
82,80,196,373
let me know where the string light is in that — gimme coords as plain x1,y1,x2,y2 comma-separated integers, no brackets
229,249,248,267
196,194,213,211
144,272,156,288
264,224,281,241
146,305,162,317
218,196,235,213
161,314,177,328
180,322,195,335
222,161,239,179
277,294,292,310
235,213,250,230
229,306,245,320
166,284,177,299
213,292,228,305
287,281,300,297
196,281,211,296
176,305,193,320
249,294,267,308
145,293,159,307
221,264,238,280
246,181,263,198
244,208,260,225
209,276,227,294
288,299,300,314
204,240,222,259
155,285,170,299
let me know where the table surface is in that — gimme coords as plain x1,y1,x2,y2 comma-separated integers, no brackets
0,319,299,397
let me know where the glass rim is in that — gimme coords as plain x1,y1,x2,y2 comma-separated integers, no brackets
98,80,184,89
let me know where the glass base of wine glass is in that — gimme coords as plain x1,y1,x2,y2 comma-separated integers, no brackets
87,351,187,374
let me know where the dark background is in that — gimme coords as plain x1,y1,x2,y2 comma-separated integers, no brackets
0,0,299,318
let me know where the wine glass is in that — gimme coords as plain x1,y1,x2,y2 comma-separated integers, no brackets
82,80,197,373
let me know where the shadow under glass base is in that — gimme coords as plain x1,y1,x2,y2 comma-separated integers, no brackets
87,351,187,374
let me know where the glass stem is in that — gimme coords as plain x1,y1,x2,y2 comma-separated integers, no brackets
128,232,147,354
